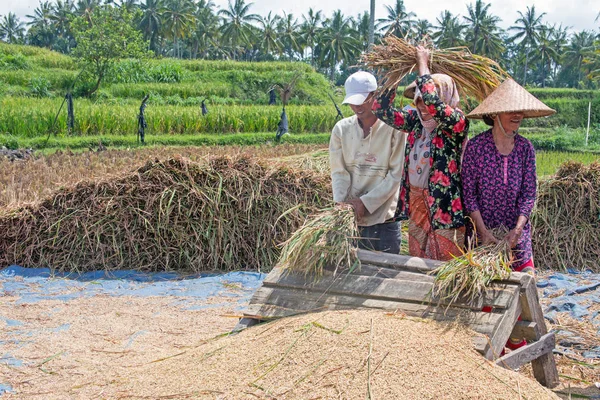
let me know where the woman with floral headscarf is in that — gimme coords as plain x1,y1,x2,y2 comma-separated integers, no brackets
372,46,468,261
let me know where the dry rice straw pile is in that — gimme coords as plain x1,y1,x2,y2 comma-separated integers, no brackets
362,36,509,101
0,156,332,272
533,161,600,271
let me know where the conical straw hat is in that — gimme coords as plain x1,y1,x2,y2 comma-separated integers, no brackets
467,78,555,119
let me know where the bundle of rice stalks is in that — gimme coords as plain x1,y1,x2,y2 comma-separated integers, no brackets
532,161,600,271
276,206,360,278
431,228,512,305
362,36,509,101
0,156,332,273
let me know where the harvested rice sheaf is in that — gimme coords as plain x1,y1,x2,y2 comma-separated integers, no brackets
533,161,600,271
362,36,509,101
0,156,332,272
432,227,512,305
277,206,360,278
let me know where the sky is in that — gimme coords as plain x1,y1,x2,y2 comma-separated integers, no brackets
1,0,599,33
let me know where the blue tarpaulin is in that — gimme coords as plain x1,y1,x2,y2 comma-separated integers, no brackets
537,269,600,359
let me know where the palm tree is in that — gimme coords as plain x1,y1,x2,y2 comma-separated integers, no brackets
163,0,196,58
535,25,559,87
0,13,26,44
300,8,322,65
191,0,219,59
26,1,55,48
510,5,546,85
463,0,502,55
76,0,101,20
433,10,466,48
473,15,505,58
119,0,139,12
257,11,281,56
278,12,301,59
218,0,260,60
352,12,370,50
377,0,415,38
139,0,164,53
412,19,432,40
49,0,76,52
318,10,360,81
564,30,595,86
550,24,569,80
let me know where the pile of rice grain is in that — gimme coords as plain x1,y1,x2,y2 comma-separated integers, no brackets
121,310,559,399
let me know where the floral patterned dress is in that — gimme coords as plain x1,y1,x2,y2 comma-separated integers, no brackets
372,74,469,230
461,130,537,265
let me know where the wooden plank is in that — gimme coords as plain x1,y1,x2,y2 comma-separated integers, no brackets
473,336,491,357
510,321,538,341
357,250,529,286
246,286,504,336
264,267,518,311
531,352,560,388
344,263,435,282
519,274,547,338
517,275,560,388
496,332,555,370
357,249,441,272
484,287,522,359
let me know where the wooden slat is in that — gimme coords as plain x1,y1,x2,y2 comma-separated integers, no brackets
246,286,504,336
357,249,441,272
344,263,435,282
517,274,560,388
265,267,518,310
496,333,556,370
484,287,522,359
357,250,530,285
519,274,547,338
510,321,538,341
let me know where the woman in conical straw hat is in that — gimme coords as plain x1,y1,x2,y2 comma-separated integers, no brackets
372,45,468,261
461,79,555,349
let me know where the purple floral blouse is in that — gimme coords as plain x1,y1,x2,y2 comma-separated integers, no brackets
373,74,469,230
461,130,537,264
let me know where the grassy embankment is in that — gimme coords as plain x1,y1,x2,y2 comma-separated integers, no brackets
0,42,599,166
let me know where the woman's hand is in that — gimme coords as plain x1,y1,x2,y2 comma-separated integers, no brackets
416,45,431,75
505,227,523,248
479,230,499,246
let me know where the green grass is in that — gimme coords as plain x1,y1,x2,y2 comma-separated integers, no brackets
0,97,346,137
0,132,331,151
536,151,599,176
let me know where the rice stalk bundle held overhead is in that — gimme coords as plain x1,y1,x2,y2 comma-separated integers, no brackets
532,161,600,272
431,227,512,305
362,36,509,101
276,206,360,278
0,156,332,273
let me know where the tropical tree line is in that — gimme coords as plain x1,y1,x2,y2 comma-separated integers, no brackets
1,0,599,87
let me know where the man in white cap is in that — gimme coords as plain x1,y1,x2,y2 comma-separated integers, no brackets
329,71,407,254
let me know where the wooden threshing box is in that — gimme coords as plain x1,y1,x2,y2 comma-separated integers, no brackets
236,249,559,388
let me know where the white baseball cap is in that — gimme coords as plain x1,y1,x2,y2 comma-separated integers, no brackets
343,71,377,105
